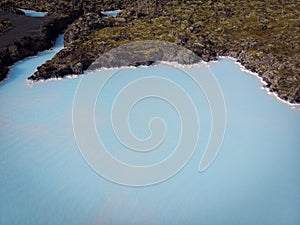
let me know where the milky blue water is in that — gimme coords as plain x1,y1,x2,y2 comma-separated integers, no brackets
19,9,48,17
0,33,300,225
101,9,122,18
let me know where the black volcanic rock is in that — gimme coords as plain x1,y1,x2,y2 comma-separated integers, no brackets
0,18,13,34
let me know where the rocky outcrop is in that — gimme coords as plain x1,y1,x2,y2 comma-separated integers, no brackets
0,0,135,82
28,12,133,80
0,1,25,15
0,18,13,34
64,12,115,46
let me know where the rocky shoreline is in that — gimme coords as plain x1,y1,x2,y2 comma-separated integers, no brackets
1,0,299,103
0,10,81,82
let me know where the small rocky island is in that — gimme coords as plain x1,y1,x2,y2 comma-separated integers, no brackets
0,0,299,103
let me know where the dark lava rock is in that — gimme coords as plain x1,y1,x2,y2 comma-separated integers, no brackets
0,10,81,82
70,62,84,74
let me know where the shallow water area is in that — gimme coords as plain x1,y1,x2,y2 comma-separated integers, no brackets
0,32,299,225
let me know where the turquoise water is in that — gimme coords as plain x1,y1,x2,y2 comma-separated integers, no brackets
0,34,300,225
19,9,48,17
101,9,122,18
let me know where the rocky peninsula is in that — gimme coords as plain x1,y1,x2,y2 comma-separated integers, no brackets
0,0,299,103
0,8,80,81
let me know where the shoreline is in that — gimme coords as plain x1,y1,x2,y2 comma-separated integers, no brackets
1,32,65,86
1,1,300,105
0,10,81,82
219,56,300,110
25,52,300,110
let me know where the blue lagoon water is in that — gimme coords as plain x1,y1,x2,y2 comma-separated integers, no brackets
0,34,300,225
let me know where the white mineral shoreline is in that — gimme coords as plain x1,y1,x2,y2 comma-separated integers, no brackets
218,56,300,110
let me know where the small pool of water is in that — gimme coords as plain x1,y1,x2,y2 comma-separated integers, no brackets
19,9,48,17
101,9,122,18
